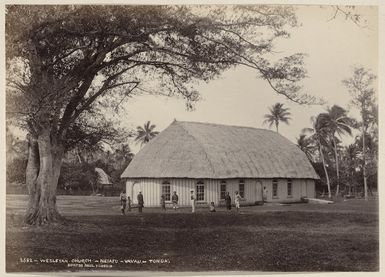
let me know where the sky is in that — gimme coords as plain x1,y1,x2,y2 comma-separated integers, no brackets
113,5,378,154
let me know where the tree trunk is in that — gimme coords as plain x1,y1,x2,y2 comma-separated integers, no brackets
333,136,340,198
319,139,331,198
25,135,40,219
362,125,368,201
75,147,84,163
275,122,279,133
25,129,64,225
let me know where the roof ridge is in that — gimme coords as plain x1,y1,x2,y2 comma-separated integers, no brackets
176,122,217,176
175,120,277,133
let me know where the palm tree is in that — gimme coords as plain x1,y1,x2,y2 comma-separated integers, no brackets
134,121,159,147
341,144,359,196
296,134,315,162
318,105,353,197
263,103,291,133
303,115,331,198
114,144,134,169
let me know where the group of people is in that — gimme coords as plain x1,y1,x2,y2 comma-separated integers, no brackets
189,190,243,213
163,190,243,213
120,190,179,214
119,188,264,214
119,191,144,214
222,191,242,212
161,191,179,211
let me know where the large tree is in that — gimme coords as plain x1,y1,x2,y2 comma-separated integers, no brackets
6,5,316,225
342,67,376,200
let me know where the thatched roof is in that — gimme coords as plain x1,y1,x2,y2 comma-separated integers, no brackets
95,167,112,185
121,121,319,179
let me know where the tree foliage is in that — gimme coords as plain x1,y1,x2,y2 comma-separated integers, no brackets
342,67,376,130
134,121,159,146
319,105,353,138
327,6,370,28
263,103,291,133
300,80,377,198
6,5,317,137
296,134,316,162
317,105,354,196
342,67,377,200
60,143,134,194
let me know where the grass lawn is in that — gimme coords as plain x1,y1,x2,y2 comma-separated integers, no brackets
6,195,379,272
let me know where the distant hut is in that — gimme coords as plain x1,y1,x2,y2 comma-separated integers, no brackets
95,167,113,196
121,121,319,206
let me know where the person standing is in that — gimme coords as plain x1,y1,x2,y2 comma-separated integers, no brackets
127,196,132,212
172,191,179,210
263,186,268,204
190,190,196,213
137,191,144,213
120,190,127,215
160,194,166,211
225,192,231,211
235,191,241,213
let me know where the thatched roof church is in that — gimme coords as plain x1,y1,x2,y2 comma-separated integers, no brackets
121,121,318,207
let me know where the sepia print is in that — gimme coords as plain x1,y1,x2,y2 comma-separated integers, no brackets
4,1,379,275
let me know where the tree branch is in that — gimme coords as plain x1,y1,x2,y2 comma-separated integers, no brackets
71,81,140,123
114,82,140,111
99,48,149,69
50,45,90,66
